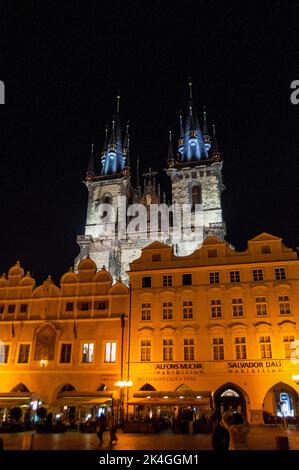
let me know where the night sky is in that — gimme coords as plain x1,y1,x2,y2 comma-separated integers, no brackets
1,1,299,284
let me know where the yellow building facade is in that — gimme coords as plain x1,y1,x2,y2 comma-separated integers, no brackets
0,257,129,422
128,233,299,424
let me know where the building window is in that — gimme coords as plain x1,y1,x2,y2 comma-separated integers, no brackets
20,304,28,313
142,276,151,288
0,305,4,314
163,275,172,287
105,342,116,363
232,298,244,317
182,300,193,319
252,269,264,281
275,267,286,280
260,336,272,359
235,337,247,359
182,273,192,286
184,339,195,361
230,271,240,283
66,302,74,312
278,295,291,315
261,245,271,254
82,343,94,363
211,299,222,318
191,184,202,208
140,340,151,362
60,343,72,363
0,345,10,363
163,339,173,361
141,303,151,321
96,301,108,310
255,297,268,316
18,344,30,363
152,254,161,262
208,249,217,258
209,272,220,284
283,336,296,359
8,304,15,314
80,303,89,311
213,338,224,360
162,302,173,320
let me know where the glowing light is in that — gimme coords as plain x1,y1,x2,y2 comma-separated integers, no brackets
292,375,299,381
179,396,184,399
40,359,47,368
115,380,133,387
63,406,68,410
56,414,61,419
163,396,168,399
196,396,202,399
146,396,151,399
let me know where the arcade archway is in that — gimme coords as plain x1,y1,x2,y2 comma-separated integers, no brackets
263,382,299,419
214,383,248,419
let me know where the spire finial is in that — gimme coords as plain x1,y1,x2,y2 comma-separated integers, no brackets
188,76,193,100
87,138,95,178
116,91,120,113
211,123,221,160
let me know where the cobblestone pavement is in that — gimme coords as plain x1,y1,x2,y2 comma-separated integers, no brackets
1,426,299,451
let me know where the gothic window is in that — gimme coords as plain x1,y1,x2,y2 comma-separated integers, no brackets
102,194,112,205
191,184,202,209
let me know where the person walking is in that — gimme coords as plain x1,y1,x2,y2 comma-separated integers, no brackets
108,413,118,446
96,413,108,446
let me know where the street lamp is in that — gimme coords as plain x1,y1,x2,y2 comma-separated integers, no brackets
115,380,133,426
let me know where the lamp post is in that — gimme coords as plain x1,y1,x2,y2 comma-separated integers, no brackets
115,380,133,426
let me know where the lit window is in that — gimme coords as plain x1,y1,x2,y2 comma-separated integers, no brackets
18,344,30,363
0,345,10,363
105,342,116,363
230,271,240,283
140,340,151,362
163,275,172,287
255,297,268,316
60,343,72,363
252,269,264,281
162,302,173,320
213,338,224,360
182,300,193,319
234,337,247,359
209,272,220,284
275,267,286,280
141,303,151,321
283,336,296,359
232,298,244,317
211,299,222,318
163,339,173,361
259,336,272,359
184,338,195,361
82,343,94,363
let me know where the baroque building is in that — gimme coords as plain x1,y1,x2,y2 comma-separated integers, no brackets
76,81,225,282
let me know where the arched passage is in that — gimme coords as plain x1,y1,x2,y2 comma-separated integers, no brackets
263,382,299,421
214,383,248,420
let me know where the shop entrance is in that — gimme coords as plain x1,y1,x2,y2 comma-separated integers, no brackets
263,382,298,421
214,383,247,419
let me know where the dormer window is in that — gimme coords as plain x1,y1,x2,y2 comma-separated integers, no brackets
261,245,271,254
152,254,161,262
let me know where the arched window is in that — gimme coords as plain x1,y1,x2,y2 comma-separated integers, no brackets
58,384,76,394
103,194,112,205
191,184,202,208
139,383,156,391
11,383,30,393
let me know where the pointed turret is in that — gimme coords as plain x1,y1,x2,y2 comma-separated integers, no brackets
86,140,95,181
202,106,211,151
181,78,208,163
167,129,175,167
211,124,221,161
178,111,184,157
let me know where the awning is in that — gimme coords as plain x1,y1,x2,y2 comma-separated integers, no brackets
127,397,211,407
52,392,113,407
0,393,31,408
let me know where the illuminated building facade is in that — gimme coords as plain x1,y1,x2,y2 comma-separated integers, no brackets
127,233,299,424
0,258,129,422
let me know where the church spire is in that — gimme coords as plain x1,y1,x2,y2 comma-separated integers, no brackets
86,140,95,181
211,123,221,161
202,106,211,151
178,111,184,157
167,129,175,167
